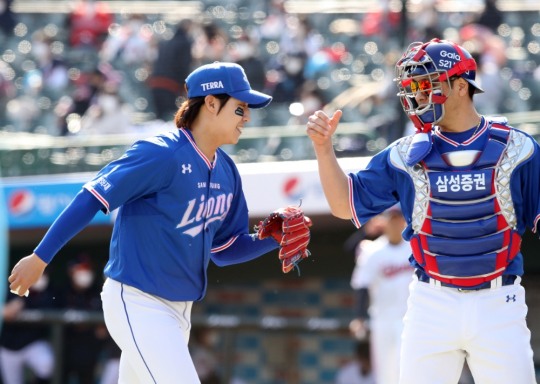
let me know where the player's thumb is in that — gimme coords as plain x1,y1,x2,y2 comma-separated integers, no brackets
329,110,343,130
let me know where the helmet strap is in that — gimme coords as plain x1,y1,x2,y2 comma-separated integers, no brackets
409,114,433,133
438,41,478,81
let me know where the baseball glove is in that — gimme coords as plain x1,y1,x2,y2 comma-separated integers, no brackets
256,206,312,273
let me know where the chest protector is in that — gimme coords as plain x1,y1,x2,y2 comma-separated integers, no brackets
390,121,534,287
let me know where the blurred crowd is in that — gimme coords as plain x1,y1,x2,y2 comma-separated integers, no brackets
0,0,538,147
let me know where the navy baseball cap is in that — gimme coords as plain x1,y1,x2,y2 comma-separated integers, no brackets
185,62,272,109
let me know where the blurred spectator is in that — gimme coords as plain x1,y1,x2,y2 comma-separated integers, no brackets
335,49,407,146
55,63,119,135
349,206,412,384
268,52,306,104
97,332,121,384
407,0,441,42
59,257,105,384
5,86,41,133
263,13,321,105
229,33,266,92
469,50,506,116
191,21,228,66
288,80,325,125
79,83,132,135
459,25,508,115
148,20,193,121
229,33,267,127
67,0,114,50
475,0,503,33
71,67,108,114
334,342,375,384
259,0,287,40
299,81,325,116
99,14,156,67
280,15,321,58
190,327,221,384
304,43,345,81
30,30,70,98
459,24,507,68
360,0,401,39
0,271,58,384
0,60,16,125
0,0,16,37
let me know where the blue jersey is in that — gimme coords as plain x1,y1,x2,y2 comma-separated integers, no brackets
347,119,540,277
84,129,250,301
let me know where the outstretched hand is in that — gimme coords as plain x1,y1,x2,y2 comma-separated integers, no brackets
306,110,343,146
8,253,47,297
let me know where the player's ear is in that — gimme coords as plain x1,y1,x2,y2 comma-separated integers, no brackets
455,78,468,96
204,95,218,114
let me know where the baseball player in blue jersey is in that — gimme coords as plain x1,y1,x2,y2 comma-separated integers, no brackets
8,62,310,383
306,38,540,383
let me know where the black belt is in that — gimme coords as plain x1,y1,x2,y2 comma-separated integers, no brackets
414,269,517,291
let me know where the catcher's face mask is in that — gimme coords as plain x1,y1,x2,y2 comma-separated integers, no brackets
398,72,448,131
394,38,482,133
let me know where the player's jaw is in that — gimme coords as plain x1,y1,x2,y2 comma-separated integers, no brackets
224,99,250,144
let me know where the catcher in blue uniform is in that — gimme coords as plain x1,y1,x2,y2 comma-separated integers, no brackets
307,39,540,383
9,62,311,384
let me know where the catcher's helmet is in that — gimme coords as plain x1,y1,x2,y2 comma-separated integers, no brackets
406,39,483,93
395,39,483,131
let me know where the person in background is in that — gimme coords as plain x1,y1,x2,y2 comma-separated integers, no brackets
0,271,57,384
79,83,132,135
229,33,266,93
0,0,16,37
335,342,375,384
99,14,155,67
59,257,105,384
55,66,108,136
148,20,193,121
67,0,113,50
475,0,503,33
30,30,69,99
0,60,16,127
349,205,412,384
190,327,221,384
98,330,121,384
191,22,228,67
229,33,267,128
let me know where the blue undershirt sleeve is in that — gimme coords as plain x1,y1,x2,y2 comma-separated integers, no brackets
211,235,278,267
34,189,105,264
355,287,370,320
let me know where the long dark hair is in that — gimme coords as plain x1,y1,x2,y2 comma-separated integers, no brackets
174,94,231,129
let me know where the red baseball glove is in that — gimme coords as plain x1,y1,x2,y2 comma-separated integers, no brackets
256,206,312,273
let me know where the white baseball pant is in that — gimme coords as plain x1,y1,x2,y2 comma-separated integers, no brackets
101,278,200,384
399,276,536,384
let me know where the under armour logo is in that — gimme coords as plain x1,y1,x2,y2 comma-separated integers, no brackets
181,164,192,174
506,295,516,302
